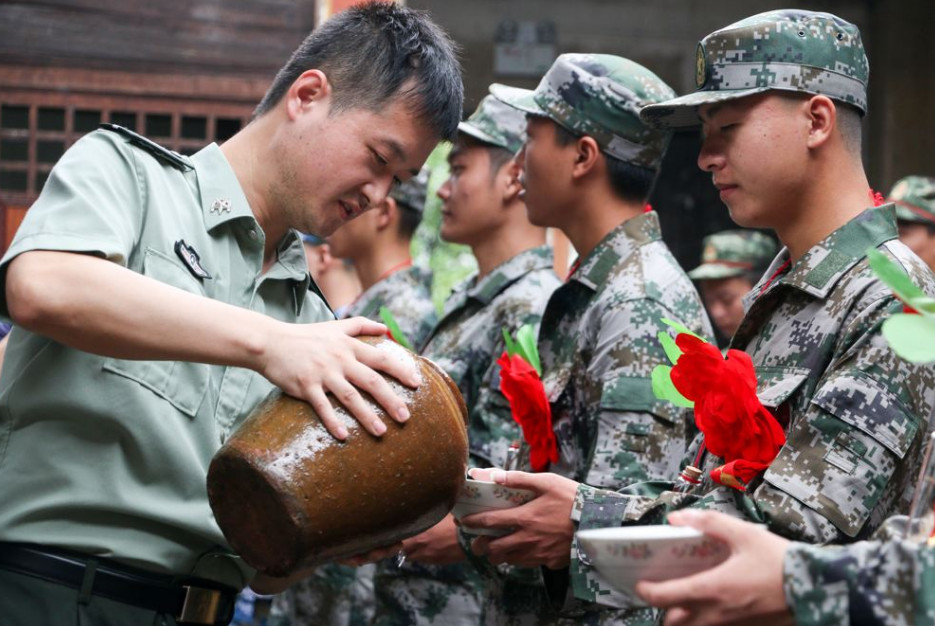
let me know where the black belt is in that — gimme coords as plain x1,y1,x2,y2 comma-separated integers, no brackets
0,542,237,625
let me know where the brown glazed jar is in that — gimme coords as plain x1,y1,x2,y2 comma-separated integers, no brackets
206,336,469,577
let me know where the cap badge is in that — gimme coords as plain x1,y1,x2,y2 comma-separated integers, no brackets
695,43,707,89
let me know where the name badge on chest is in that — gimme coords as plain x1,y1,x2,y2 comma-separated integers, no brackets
174,239,212,281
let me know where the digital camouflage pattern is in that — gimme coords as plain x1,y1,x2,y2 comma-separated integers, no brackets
485,211,710,625
490,54,675,169
390,163,431,214
342,264,437,348
890,175,935,227
641,10,869,129
371,245,561,626
687,230,778,281
570,207,935,611
459,95,527,154
783,524,935,626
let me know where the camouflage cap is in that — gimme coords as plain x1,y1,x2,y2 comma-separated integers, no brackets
889,176,935,227
687,230,778,280
458,95,526,154
389,163,431,214
489,53,676,169
641,10,869,129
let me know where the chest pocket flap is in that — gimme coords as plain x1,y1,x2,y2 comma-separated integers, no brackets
601,375,684,426
102,248,210,418
755,366,810,409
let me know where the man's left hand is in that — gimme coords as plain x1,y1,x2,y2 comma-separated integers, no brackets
401,514,465,565
463,470,579,570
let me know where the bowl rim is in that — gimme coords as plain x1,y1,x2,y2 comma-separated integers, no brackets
577,525,705,542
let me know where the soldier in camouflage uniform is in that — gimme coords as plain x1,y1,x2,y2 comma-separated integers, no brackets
556,9,935,613
687,230,777,342
371,95,561,626
463,54,712,625
890,176,935,272
272,169,437,626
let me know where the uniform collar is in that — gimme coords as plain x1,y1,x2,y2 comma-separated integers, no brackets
457,245,554,306
569,210,662,290
190,143,256,232
746,205,897,306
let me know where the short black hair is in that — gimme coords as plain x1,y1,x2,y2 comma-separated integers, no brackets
450,134,515,180
254,2,463,141
396,205,423,240
552,122,657,203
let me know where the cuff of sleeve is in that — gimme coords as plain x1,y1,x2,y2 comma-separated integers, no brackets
573,484,632,530
783,542,851,626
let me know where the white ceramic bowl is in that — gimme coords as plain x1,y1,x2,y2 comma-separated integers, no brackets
451,478,536,536
576,525,729,604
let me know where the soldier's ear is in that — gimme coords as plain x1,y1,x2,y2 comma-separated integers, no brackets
374,198,395,231
286,70,332,121
805,95,835,150
501,158,523,203
571,136,600,180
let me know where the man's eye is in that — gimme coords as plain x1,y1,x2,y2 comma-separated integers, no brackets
372,150,388,166
719,123,737,132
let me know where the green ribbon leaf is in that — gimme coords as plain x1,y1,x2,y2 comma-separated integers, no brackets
882,314,935,363
379,306,414,351
660,318,704,342
658,330,683,366
502,324,542,376
651,364,694,408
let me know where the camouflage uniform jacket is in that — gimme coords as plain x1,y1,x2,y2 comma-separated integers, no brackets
421,244,561,468
342,263,437,348
570,206,935,609
371,245,560,626
543,211,713,489
783,528,935,626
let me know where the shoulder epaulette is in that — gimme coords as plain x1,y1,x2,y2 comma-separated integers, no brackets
99,123,193,171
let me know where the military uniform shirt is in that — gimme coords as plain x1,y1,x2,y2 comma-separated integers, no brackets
0,130,332,590
372,245,560,626
343,264,437,348
570,207,935,609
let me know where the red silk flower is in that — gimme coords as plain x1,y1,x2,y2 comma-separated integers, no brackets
497,352,558,472
670,334,786,490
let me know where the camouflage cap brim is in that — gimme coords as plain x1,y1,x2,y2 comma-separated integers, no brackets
640,86,773,129
489,84,546,117
894,203,935,226
457,121,510,151
687,263,749,280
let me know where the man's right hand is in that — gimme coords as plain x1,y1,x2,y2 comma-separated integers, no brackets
257,316,421,440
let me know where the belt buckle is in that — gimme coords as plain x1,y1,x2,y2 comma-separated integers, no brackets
178,585,221,625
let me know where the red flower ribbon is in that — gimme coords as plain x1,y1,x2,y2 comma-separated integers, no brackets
670,334,786,491
497,352,558,472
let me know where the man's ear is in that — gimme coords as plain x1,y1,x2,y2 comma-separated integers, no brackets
374,198,395,231
571,135,601,180
501,158,524,203
285,69,331,121
805,95,835,150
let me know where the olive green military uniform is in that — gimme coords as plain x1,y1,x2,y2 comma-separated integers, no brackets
0,127,332,624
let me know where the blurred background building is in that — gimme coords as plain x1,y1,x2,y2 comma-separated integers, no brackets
1,0,932,269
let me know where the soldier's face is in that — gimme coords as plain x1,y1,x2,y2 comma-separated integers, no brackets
898,221,935,272
700,276,753,339
273,79,437,238
516,116,577,228
698,94,810,229
437,142,511,245
326,206,379,260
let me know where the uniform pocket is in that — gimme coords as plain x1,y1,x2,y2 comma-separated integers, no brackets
101,248,210,418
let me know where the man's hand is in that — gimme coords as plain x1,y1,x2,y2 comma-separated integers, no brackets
338,541,404,567
463,469,578,569
258,316,421,440
636,510,793,626
401,514,465,565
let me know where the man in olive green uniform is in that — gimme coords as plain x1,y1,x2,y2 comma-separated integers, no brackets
464,54,712,625
371,95,561,626
0,5,462,625
275,167,438,626
890,175,935,272
687,230,777,343
561,9,935,616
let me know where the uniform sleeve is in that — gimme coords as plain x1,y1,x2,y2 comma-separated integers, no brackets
0,131,143,315
581,298,701,488
783,538,935,626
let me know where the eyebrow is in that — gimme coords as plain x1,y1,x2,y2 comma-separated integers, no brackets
698,102,726,123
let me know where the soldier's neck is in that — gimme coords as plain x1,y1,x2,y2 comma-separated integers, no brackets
354,238,412,291
560,193,644,260
471,205,546,279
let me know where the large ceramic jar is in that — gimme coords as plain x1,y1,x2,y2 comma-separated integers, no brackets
207,337,469,577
